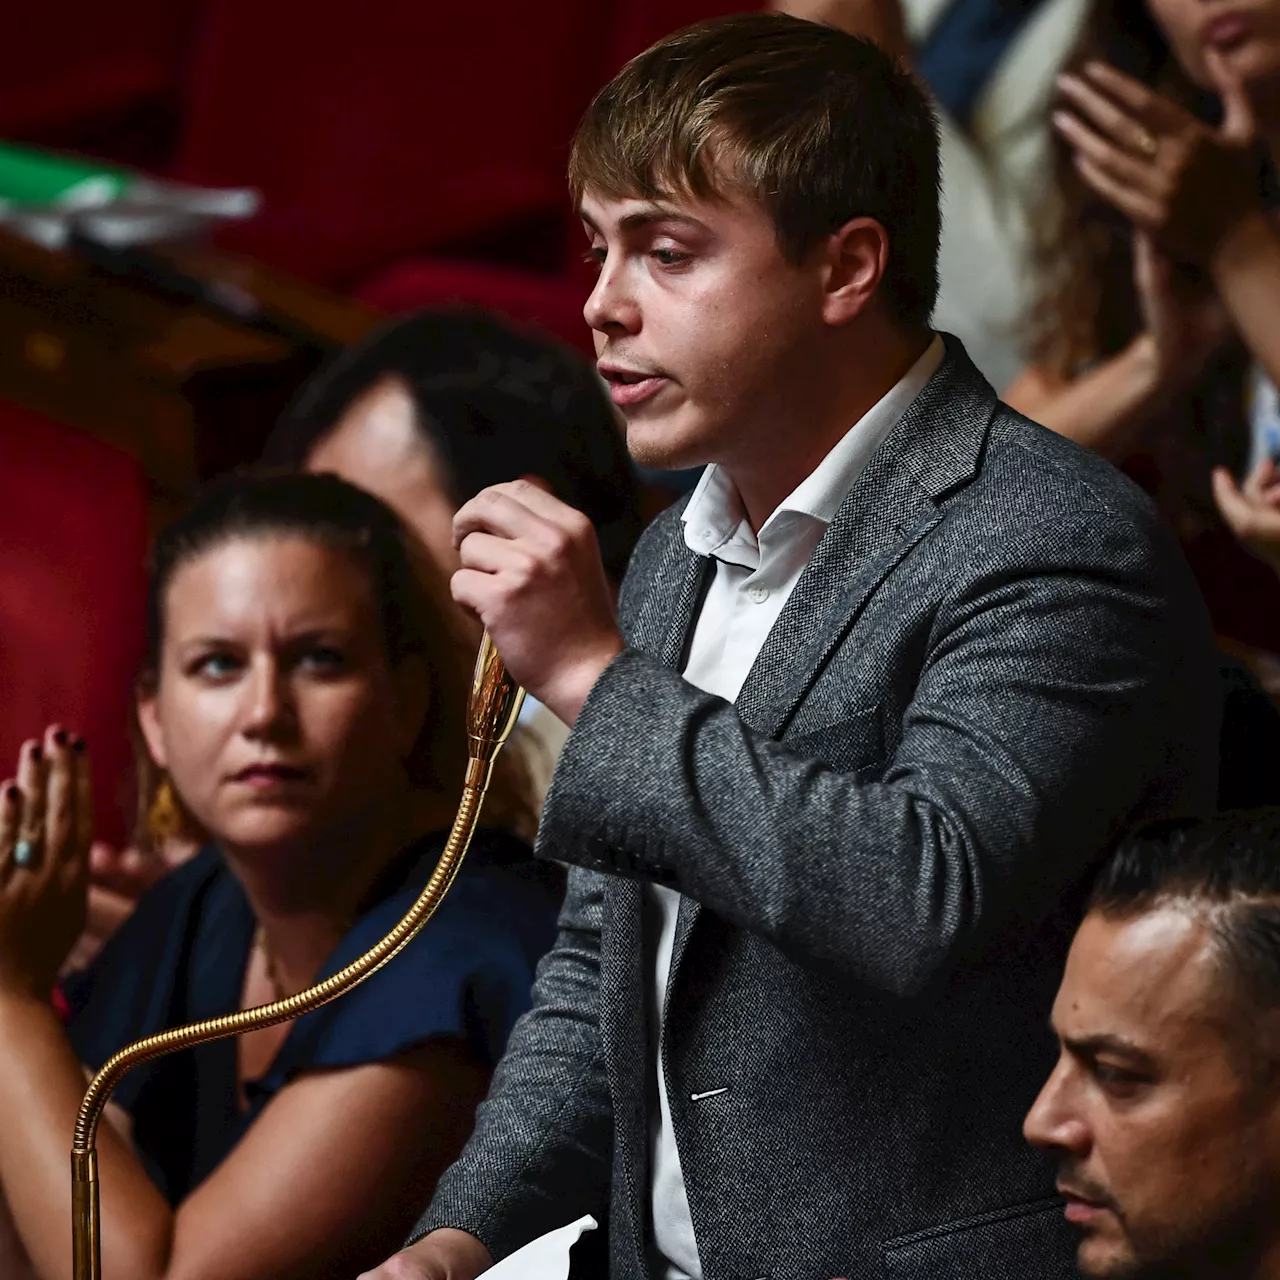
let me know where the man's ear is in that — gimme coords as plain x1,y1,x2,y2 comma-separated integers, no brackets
820,215,890,327
136,683,169,772
393,656,432,758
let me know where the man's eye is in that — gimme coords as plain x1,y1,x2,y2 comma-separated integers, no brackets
1094,1062,1148,1092
582,247,607,271
650,248,689,266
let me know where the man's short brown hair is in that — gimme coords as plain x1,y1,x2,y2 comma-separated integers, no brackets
569,12,940,329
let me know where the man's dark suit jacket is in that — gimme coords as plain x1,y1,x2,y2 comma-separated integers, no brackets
414,340,1219,1278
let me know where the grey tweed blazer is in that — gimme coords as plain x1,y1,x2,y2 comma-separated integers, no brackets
414,338,1219,1279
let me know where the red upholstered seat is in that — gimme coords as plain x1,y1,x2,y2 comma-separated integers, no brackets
349,1,763,354
173,0,608,286
0,0,193,140
357,258,595,355
604,0,760,71
0,404,148,846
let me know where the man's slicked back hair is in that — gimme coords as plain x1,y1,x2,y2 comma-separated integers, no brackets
1091,809,1280,1018
569,12,941,328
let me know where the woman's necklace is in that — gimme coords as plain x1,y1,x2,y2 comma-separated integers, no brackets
252,916,357,1002
253,924,291,1002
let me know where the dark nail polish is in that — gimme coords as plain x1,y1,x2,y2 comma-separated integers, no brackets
53,729,68,747
30,744,42,762
5,785,19,802
72,737,86,755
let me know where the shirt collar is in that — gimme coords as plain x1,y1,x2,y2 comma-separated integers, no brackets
681,464,754,562
682,334,945,558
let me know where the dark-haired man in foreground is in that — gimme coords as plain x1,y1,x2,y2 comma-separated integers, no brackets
365,13,1217,1280
1026,811,1280,1280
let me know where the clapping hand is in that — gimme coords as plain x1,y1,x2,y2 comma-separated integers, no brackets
1213,457,1280,576
1053,52,1261,264
1133,230,1232,390
61,840,183,974
0,727,92,999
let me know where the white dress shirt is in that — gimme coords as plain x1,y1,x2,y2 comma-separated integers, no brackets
649,336,944,1280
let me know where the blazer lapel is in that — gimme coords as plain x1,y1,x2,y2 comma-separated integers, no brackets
736,337,997,738
624,519,711,667
669,339,997,980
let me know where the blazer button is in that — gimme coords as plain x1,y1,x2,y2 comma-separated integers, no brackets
689,1087,729,1102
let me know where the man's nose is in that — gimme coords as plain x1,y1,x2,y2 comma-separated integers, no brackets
1023,1059,1090,1156
583,255,640,335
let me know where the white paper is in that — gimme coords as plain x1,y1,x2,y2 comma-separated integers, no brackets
482,1215,598,1280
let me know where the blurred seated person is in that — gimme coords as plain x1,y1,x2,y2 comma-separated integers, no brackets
1004,0,1280,656
1025,809,1280,1279
264,308,645,802
0,473,555,1280
73,310,640,966
776,0,1089,390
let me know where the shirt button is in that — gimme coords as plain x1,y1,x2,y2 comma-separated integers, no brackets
747,585,770,604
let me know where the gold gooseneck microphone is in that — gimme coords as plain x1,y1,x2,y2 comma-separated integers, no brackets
71,632,525,1280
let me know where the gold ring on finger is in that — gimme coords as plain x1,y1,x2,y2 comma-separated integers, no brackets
1133,127,1158,158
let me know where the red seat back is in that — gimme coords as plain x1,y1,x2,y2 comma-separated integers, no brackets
174,0,608,285
0,405,148,845
357,259,595,355
605,0,761,72
0,0,194,138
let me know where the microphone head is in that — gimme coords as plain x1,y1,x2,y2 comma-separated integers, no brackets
466,631,526,764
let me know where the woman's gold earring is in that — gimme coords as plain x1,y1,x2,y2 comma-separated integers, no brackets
147,776,184,845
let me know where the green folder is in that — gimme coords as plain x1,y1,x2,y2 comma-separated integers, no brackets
0,143,131,209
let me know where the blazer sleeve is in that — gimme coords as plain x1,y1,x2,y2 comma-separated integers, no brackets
408,865,613,1260
536,507,1218,998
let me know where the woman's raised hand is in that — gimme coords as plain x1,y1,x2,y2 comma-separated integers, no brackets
1213,457,1280,576
0,727,92,999
1053,52,1262,263
1132,230,1232,388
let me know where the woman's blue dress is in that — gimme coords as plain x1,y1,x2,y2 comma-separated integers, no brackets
65,828,559,1203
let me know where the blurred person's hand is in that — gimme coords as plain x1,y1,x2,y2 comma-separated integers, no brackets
1213,457,1280,576
63,883,135,975
1132,231,1232,389
771,0,911,66
1053,51,1262,264
356,1228,493,1280
88,837,190,898
62,835,199,973
0,727,91,1000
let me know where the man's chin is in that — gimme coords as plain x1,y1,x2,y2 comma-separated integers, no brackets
624,419,710,474
1077,1231,1143,1280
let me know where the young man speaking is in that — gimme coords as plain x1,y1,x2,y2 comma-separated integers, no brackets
365,14,1218,1280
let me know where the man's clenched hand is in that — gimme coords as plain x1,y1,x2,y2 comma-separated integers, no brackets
451,480,625,726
